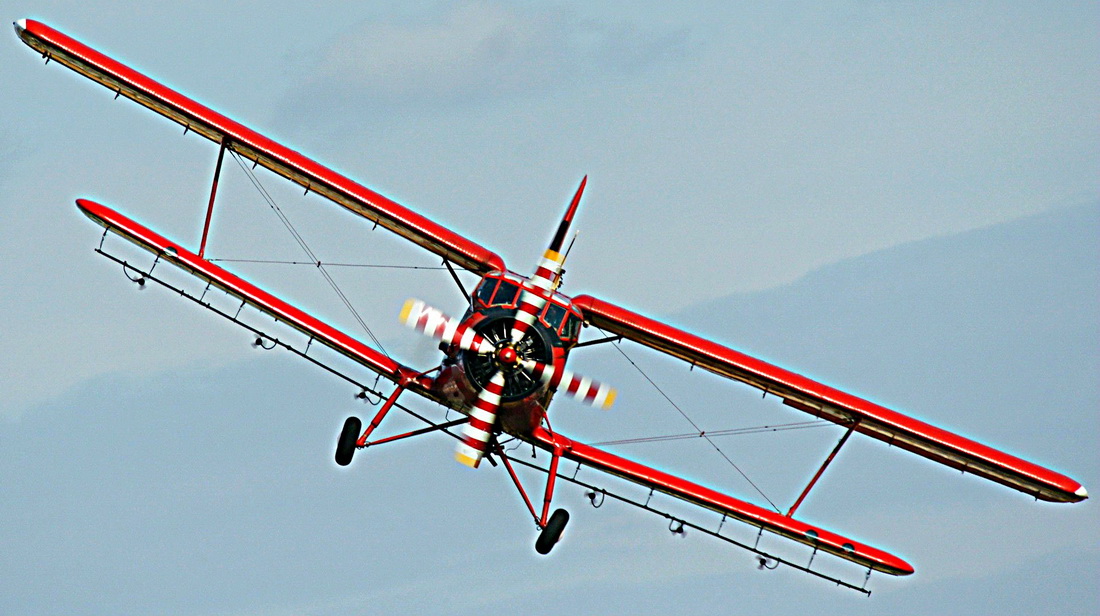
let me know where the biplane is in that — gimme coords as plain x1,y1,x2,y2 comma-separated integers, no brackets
16,18,1087,595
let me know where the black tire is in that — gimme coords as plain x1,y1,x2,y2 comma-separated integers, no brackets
335,416,362,466
535,508,570,555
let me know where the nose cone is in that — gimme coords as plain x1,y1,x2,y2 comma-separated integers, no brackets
496,346,518,367
14,19,28,34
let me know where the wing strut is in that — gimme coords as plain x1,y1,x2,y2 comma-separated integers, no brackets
198,137,228,259
442,259,471,306
786,421,857,518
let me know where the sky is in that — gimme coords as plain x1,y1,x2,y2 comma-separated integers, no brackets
1,2,1097,614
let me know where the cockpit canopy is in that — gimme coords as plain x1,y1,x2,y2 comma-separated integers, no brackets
473,272,583,343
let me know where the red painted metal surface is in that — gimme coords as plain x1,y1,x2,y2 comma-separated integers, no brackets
528,427,914,576
76,198,413,384
18,19,505,275
786,423,855,518
357,385,407,447
572,294,1087,503
23,16,1087,581
198,138,227,259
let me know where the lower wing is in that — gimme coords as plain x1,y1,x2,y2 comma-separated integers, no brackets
76,198,432,393
526,427,914,576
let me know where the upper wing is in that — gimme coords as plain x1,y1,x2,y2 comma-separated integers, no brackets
571,294,1088,503
16,19,505,275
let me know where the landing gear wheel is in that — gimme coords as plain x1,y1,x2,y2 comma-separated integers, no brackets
535,509,570,555
335,416,362,466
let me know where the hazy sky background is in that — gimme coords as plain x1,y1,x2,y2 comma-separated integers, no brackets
1,2,1096,614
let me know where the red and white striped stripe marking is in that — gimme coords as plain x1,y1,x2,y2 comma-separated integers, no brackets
520,359,617,409
401,299,494,354
455,371,506,468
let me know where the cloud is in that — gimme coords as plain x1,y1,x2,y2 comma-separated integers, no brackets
286,2,690,115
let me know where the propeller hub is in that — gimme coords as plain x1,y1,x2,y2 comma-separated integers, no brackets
496,345,519,367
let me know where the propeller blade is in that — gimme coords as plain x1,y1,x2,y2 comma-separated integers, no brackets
510,286,549,343
455,371,505,468
520,359,617,409
401,299,494,354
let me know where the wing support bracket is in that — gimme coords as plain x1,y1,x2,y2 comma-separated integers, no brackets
442,259,471,306
573,334,623,349
198,136,229,259
786,421,858,518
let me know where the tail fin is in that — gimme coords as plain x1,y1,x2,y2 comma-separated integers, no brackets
509,176,587,343
533,176,586,288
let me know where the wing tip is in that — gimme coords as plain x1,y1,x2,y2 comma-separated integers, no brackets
75,198,103,221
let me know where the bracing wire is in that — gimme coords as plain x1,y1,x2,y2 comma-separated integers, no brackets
209,258,447,270
590,420,828,447
228,151,390,357
605,333,784,513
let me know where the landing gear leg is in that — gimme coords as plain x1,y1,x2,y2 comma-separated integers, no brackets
535,509,569,554
535,443,568,554
495,439,571,554
336,384,409,467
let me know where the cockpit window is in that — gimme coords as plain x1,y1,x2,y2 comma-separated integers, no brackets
492,280,520,307
476,279,498,306
562,313,582,340
544,302,566,331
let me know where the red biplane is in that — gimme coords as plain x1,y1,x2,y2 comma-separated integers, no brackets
16,18,1087,594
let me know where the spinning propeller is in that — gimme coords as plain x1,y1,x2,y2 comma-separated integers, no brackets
399,177,615,468
401,297,615,467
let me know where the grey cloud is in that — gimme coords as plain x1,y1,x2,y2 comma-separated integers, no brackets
284,2,690,116
2,201,1094,615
